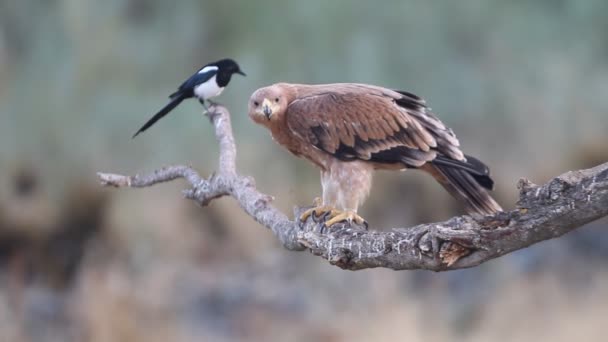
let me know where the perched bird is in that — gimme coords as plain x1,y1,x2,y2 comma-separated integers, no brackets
133,58,246,138
248,83,502,227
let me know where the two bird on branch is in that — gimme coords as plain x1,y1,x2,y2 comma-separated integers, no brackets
101,59,608,270
131,58,502,229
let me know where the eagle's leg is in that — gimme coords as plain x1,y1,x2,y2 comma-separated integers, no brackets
318,161,372,228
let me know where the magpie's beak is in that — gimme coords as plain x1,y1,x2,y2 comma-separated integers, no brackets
262,98,272,118
237,69,246,76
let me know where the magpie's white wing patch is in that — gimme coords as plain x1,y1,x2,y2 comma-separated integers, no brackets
198,65,218,74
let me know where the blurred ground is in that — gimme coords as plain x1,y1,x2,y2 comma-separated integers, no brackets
0,1,607,341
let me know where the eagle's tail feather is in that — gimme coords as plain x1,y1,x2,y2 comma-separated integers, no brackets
423,158,502,217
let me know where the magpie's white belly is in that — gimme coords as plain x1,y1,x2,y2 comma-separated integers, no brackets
194,75,224,100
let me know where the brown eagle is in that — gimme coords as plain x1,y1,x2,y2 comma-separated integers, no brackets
248,83,502,226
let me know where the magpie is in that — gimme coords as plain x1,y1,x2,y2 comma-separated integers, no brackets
132,58,246,138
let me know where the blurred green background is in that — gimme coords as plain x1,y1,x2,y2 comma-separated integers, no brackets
1,1,607,341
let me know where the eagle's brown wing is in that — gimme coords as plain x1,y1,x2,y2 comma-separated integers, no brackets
285,84,463,167
285,84,501,216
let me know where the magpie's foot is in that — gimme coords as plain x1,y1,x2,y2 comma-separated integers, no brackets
207,99,222,107
198,99,210,112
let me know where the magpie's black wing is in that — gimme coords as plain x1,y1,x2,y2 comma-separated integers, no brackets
169,67,218,99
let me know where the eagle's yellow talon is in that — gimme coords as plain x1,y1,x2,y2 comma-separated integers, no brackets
324,210,367,227
299,205,338,222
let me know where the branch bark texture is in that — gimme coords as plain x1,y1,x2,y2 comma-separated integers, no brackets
98,106,608,271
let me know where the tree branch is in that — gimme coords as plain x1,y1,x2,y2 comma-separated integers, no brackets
98,105,608,271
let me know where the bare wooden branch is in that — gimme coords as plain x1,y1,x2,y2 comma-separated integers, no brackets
98,105,608,271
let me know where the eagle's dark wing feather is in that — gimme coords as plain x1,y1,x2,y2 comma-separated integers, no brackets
285,84,462,166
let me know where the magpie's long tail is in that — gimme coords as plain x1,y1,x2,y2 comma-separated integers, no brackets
423,154,503,217
132,93,186,138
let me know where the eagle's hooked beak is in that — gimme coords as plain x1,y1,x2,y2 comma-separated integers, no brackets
262,98,273,118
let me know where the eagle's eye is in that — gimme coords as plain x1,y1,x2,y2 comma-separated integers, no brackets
253,101,259,107
274,97,280,103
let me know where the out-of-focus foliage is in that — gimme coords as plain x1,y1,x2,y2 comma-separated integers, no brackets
0,1,607,341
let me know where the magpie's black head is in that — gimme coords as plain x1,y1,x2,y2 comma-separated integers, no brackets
213,58,246,77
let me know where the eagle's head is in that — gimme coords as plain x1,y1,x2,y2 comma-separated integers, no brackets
248,84,293,126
